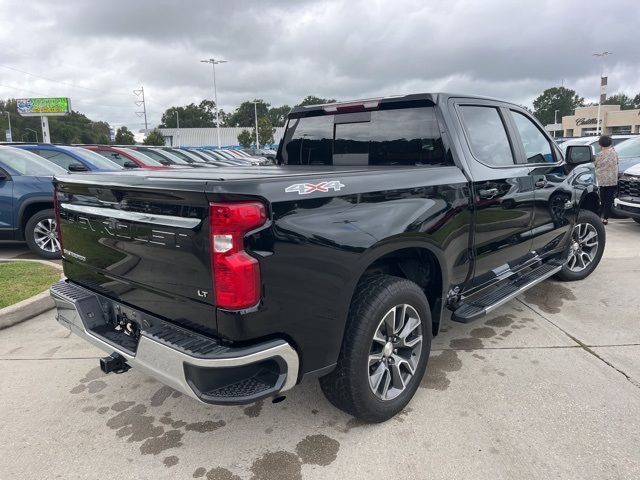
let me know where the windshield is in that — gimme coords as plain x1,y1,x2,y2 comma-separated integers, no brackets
0,146,67,176
119,148,163,165
164,149,202,163
61,146,123,170
616,137,640,158
215,150,236,159
140,148,189,164
97,149,162,167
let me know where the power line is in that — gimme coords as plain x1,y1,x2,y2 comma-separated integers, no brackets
0,83,52,96
0,63,135,98
0,63,102,92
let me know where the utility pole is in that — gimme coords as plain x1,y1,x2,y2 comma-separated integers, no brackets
593,51,612,136
554,109,560,138
200,58,227,148
134,86,148,131
175,110,180,147
1,111,11,141
254,101,259,148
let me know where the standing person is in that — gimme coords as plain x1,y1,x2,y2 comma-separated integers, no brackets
594,135,619,225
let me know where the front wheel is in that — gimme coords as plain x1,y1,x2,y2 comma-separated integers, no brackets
319,275,432,422
25,209,62,260
556,210,605,281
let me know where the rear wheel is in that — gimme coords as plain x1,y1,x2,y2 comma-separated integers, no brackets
25,209,61,260
319,275,431,422
556,210,605,281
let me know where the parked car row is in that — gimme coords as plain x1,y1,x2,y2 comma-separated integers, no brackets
0,143,275,259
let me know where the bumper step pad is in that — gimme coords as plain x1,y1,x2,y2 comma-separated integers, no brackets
144,323,230,358
452,261,563,323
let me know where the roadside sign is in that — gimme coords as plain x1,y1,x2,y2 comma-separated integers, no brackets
16,97,71,117
5,129,11,142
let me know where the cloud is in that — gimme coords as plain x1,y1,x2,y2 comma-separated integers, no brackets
1,0,638,132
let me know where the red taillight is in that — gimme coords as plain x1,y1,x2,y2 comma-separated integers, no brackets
322,99,380,113
53,184,63,253
209,201,267,310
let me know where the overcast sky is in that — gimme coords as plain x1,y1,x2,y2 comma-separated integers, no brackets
1,0,639,134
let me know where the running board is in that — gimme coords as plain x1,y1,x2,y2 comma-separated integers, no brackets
451,262,563,323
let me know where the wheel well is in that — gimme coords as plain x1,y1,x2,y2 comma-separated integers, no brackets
361,247,443,336
579,192,600,215
20,202,52,238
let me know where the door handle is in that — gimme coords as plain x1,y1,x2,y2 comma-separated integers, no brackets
535,179,548,188
478,188,499,199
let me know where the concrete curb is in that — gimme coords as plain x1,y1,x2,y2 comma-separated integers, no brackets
0,290,55,330
0,260,64,330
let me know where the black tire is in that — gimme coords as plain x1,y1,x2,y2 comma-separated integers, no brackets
633,218,640,225
24,209,62,260
556,210,605,281
319,275,432,422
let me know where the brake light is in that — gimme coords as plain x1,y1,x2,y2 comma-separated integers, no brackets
322,100,380,113
209,201,267,309
53,184,63,253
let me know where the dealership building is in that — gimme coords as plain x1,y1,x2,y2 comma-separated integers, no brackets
561,105,640,137
157,127,285,148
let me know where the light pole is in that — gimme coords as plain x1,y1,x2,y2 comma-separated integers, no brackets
593,51,612,136
1,111,11,141
254,101,259,148
200,58,227,148
554,109,560,138
25,128,38,142
175,110,180,147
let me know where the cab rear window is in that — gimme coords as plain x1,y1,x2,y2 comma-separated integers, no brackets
281,106,449,167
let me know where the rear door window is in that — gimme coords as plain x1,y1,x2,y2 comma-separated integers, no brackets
458,106,515,167
282,106,448,167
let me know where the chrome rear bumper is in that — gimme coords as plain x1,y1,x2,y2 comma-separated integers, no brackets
51,281,299,405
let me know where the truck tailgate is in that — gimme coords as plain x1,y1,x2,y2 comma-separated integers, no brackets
55,175,217,336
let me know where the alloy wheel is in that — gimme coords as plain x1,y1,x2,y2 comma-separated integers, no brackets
33,218,61,254
368,304,423,401
566,222,598,272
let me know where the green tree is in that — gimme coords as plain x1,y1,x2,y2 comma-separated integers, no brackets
267,105,291,127
115,126,135,145
237,129,254,148
143,128,165,146
91,121,111,144
297,95,337,107
159,100,224,128
227,100,270,127
533,87,584,126
258,117,275,146
633,94,640,109
604,93,635,110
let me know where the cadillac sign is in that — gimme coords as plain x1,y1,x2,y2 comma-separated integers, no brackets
576,117,601,126
16,97,71,117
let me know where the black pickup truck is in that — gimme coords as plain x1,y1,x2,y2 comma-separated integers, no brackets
50,93,604,422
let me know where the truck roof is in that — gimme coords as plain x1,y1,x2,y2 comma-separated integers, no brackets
289,92,519,117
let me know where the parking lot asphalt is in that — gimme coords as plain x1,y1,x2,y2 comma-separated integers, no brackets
1,220,639,480
0,241,41,260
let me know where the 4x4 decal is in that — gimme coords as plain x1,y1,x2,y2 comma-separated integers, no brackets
285,180,346,195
